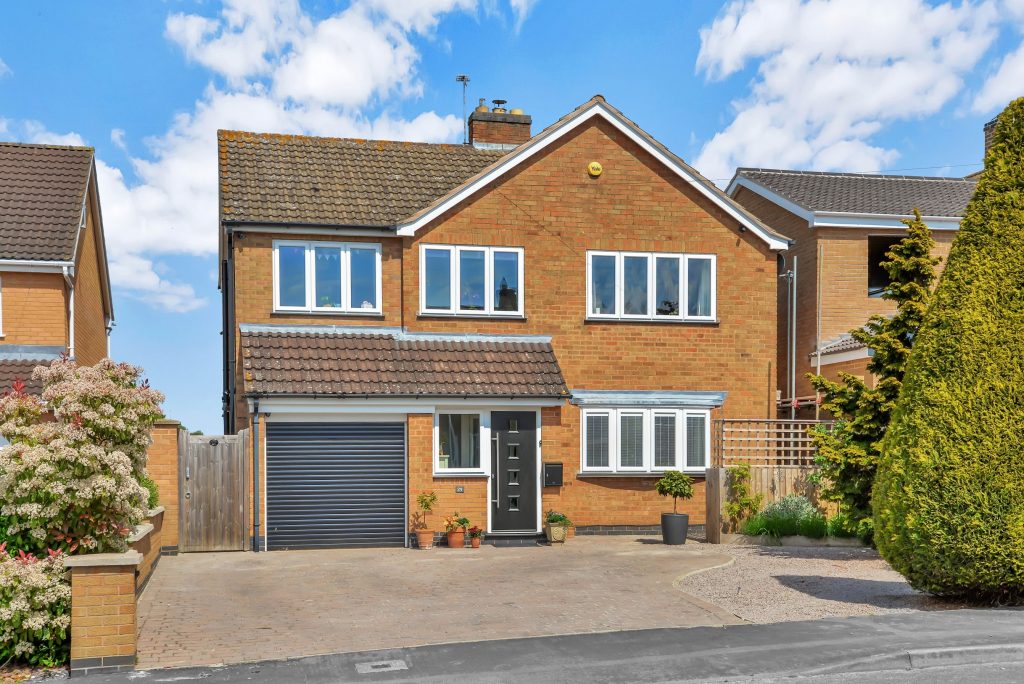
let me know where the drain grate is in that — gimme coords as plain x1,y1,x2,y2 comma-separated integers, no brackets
355,659,409,674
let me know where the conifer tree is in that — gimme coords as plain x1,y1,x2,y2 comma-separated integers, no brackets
873,98,1024,600
808,210,938,540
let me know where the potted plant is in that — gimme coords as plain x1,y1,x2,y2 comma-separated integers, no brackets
544,510,572,543
656,471,695,545
467,525,484,548
443,513,470,548
414,491,438,549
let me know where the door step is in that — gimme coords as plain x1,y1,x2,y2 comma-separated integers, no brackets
483,534,546,547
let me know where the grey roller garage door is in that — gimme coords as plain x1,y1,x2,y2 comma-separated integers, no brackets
265,422,406,550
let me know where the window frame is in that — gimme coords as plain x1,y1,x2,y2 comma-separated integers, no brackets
581,410,615,472
272,240,383,315
586,251,717,323
433,409,490,476
419,244,525,317
579,407,710,475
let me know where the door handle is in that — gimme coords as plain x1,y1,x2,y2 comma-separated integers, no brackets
492,435,500,505
185,491,191,499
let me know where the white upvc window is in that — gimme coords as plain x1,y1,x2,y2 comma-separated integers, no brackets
433,410,490,475
419,244,525,317
586,251,716,322
273,240,382,314
579,407,709,474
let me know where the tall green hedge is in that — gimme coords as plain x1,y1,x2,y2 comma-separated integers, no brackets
873,98,1024,602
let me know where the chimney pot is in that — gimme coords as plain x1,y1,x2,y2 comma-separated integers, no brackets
468,99,531,151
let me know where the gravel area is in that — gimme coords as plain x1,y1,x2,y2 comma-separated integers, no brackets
679,543,958,623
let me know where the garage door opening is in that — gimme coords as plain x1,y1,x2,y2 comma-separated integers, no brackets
265,421,406,550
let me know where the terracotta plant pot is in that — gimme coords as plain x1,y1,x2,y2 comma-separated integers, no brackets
470,537,481,549
416,530,435,550
447,530,465,548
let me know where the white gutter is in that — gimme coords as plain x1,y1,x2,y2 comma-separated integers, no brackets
0,259,75,273
62,266,75,360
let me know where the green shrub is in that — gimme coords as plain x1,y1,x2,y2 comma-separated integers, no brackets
139,474,159,510
873,98,1024,602
0,544,71,666
655,471,695,513
742,495,826,538
826,512,859,539
724,464,762,530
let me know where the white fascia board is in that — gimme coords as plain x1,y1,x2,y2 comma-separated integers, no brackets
727,176,815,225
396,103,790,251
817,347,871,365
0,260,75,273
812,213,961,231
227,224,397,239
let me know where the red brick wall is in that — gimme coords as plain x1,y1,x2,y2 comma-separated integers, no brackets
73,195,110,365
1,271,67,347
146,421,181,549
469,116,531,146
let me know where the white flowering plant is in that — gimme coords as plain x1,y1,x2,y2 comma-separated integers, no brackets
0,542,71,666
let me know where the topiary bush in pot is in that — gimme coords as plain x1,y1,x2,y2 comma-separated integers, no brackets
873,97,1024,602
656,471,694,545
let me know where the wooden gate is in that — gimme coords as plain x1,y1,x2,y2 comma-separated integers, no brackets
179,431,249,552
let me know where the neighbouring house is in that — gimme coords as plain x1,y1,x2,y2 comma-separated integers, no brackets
0,142,114,394
727,168,975,415
219,95,790,549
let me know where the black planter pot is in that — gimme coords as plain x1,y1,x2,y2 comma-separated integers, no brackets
661,512,689,545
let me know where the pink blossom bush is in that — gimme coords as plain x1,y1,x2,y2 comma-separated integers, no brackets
0,543,70,666
0,359,165,555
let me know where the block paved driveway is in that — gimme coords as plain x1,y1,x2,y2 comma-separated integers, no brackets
136,536,739,670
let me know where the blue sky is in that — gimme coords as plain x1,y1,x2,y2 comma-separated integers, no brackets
1,1,1021,433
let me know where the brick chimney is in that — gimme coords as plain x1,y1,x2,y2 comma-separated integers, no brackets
984,115,998,157
468,99,531,150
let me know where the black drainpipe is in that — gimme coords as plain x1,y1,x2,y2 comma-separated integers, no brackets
252,398,260,552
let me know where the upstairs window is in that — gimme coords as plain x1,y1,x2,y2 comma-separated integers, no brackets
273,241,382,314
587,251,716,322
868,235,901,297
420,244,524,316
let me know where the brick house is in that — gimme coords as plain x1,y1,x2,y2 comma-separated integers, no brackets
0,142,114,393
219,96,789,549
727,168,975,415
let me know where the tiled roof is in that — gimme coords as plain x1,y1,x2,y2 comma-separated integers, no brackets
814,335,867,357
736,168,976,217
0,142,93,261
0,359,45,395
239,326,569,398
218,131,506,226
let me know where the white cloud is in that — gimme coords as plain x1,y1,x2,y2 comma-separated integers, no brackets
0,58,11,78
695,0,999,182
110,128,127,151
972,0,1024,112
1,1,533,313
508,0,539,30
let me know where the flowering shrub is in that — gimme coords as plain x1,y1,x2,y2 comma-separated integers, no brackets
0,543,71,666
0,359,164,555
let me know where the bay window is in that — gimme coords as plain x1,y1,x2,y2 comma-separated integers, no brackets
420,244,524,316
587,251,716,322
273,240,382,314
580,408,709,474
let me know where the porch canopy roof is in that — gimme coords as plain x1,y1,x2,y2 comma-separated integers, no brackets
569,389,727,409
239,324,569,399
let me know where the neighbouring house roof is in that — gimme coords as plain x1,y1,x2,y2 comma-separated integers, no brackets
730,168,976,220
0,346,62,395
218,96,790,251
0,142,94,261
218,132,505,226
238,324,570,398
811,335,868,359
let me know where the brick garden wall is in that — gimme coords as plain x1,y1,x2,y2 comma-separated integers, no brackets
145,420,182,550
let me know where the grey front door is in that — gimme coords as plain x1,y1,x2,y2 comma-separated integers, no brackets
490,411,538,532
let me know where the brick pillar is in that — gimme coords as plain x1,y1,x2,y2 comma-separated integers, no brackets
65,551,142,676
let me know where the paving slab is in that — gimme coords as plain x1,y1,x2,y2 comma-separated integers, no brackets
136,536,736,669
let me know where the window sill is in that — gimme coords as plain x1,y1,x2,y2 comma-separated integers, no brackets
272,310,386,318
432,471,489,478
418,312,526,320
576,471,707,478
584,317,719,326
